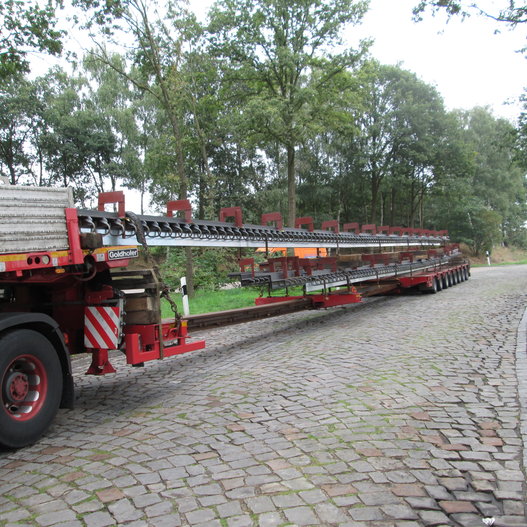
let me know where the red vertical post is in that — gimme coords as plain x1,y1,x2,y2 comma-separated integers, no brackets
167,200,192,222
220,207,243,227
98,191,125,217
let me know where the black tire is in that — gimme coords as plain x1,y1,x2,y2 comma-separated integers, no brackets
420,278,438,294
459,269,465,282
442,274,448,289
0,329,62,448
435,277,443,291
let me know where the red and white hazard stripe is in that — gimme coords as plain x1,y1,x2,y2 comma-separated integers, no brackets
84,306,121,349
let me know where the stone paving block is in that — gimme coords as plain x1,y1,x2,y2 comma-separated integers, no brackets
107,497,143,523
149,514,182,527
185,507,217,524
392,483,427,497
217,500,244,517
145,500,174,518
227,515,254,527
82,511,115,527
198,494,227,506
283,505,319,525
246,495,276,513
381,503,419,520
348,505,384,521
0,507,32,522
271,493,304,508
405,496,440,510
417,509,450,525
360,491,400,506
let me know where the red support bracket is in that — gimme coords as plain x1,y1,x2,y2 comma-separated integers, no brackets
265,256,301,278
361,224,377,234
261,212,283,230
437,230,449,237
295,217,314,232
238,258,255,278
98,191,125,217
377,226,390,235
321,220,339,233
220,207,243,227
343,222,360,234
401,228,413,236
389,226,403,236
167,199,192,222
65,208,85,265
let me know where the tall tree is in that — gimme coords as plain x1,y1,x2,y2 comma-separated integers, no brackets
0,75,42,183
208,0,369,226
88,0,205,295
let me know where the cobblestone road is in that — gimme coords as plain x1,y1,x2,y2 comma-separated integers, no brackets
1,265,527,527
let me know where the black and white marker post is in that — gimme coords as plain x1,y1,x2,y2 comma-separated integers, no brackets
180,277,190,316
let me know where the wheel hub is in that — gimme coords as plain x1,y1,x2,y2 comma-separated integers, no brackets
5,372,29,403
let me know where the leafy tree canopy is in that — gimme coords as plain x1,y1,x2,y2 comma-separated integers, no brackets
0,0,63,77
413,1,527,27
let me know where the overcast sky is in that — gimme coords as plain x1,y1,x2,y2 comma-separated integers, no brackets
353,0,526,122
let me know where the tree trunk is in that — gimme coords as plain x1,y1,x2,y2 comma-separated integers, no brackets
166,111,194,296
287,145,296,228
189,90,215,218
370,175,380,224
390,186,396,226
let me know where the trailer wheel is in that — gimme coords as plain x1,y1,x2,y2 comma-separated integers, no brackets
0,329,62,448
435,277,443,291
421,278,439,294
441,274,448,289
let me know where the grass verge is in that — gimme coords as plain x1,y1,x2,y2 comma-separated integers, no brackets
161,286,304,316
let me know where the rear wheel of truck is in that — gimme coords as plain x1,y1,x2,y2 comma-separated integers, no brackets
0,329,62,449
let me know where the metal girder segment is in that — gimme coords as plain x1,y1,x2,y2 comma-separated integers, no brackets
310,293,362,308
356,282,400,297
292,256,458,293
77,209,448,249
96,233,443,250
185,298,311,331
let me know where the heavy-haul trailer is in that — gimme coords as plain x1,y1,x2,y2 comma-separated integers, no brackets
0,185,469,448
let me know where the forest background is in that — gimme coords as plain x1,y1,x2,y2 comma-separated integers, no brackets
1,0,527,293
